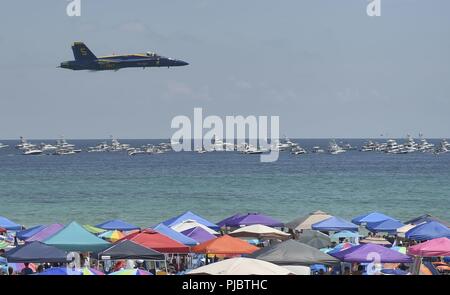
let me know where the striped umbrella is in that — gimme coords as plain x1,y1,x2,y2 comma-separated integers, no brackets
99,230,125,243
108,269,153,275
80,267,105,275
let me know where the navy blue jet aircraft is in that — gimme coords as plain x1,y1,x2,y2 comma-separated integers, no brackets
60,42,189,71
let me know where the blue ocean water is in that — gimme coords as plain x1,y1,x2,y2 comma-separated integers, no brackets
0,139,449,228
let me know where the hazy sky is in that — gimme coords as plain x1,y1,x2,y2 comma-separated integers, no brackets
0,0,449,139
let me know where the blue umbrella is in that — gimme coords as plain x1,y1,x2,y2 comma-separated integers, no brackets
352,212,397,225
37,267,82,275
405,221,450,241
312,217,358,232
366,219,404,234
331,230,361,239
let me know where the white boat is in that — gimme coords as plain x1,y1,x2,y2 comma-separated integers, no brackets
128,148,146,156
328,140,346,155
291,146,307,155
384,139,402,154
360,140,378,152
23,148,43,155
54,149,76,155
417,137,434,152
16,137,36,150
311,146,325,153
242,144,263,154
109,137,130,152
0,143,8,149
40,143,57,152
56,137,75,149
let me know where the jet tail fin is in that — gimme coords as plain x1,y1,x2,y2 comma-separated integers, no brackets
72,42,97,61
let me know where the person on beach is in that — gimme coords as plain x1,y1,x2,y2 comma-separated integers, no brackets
21,263,34,275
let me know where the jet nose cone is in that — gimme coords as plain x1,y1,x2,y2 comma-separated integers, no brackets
179,60,189,66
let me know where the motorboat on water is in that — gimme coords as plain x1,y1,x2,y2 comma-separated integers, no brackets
23,148,43,155
328,140,346,155
241,143,264,154
128,148,146,156
16,137,36,150
291,146,307,155
340,142,357,151
109,137,131,152
360,140,378,152
40,143,57,152
53,149,76,155
311,146,325,153
417,136,434,152
384,139,402,154
0,143,8,149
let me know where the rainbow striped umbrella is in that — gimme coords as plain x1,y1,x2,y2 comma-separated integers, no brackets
83,224,107,235
98,230,125,243
108,269,153,275
81,267,105,275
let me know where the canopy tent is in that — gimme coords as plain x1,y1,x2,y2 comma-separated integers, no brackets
188,257,294,275
192,235,259,255
405,221,450,241
0,216,22,231
0,227,7,233
162,211,219,230
247,239,339,266
44,221,110,252
331,230,361,239
16,225,46,241
98,230,126,243
95,240,165,260
407,237,450,257
351,212,397,225
311,216,358,232
297,230,331,249
282,265,311,275
83,224,107,234
181,227,217,244
396,223,418,237
81,267,105,275
327,242,355,254
5,241,69,263
223,213,284,228
285,210,332,231
359,236,391,246
229,224,291,240
37,267,82,275
405,214,450,228
217,213,244,227
366,219,405,234
330,243,413,263
171,220,219,235
96,219,140,231
120,229,189,253
153,223,198,246
26,224,64,242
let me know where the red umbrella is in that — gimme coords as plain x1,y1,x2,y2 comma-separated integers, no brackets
120,229,189,253
0,227,7,233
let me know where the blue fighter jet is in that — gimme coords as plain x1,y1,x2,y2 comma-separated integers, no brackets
60,42,189,71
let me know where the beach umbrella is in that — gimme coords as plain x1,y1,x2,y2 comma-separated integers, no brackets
192,235,259,255
44,221,110,252
162,211,219,230
96,219,140,231
16,225,46,241
0,216,22,231
330,243,413,263
396,223,418,238
405,214,450,228
109,269,153,275
366,219,404,234
380,269,409,275
187,257,294,275
81,267,105,275
297,230,331,249
391,246,407,254
217,213,244,228
0,240,10,250
312,216,358,232
5,241,69,263
120,229,189,253
83,224,107,234
285,210,333,231
352,212,397,225
171,220,219,235
181,227,217,244
37,267,82,275
331,230,361,239
25,223,64,242
0,257,6,264
405,221,450,241
359,236,391,246
98,230,126,243
282,265,311,275
229,224,291,240
153,223,198,246
407,237,450,257
95,240,165,260
0,227,7,233
247,239,339,266
223,213,284,228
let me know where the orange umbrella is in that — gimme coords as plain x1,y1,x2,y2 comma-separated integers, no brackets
191,235,259,255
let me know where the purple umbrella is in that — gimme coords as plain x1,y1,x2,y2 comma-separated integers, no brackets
330,243,413,263
25,224,64,242
181,227,217,244
224,213,284,228
217,213,244,227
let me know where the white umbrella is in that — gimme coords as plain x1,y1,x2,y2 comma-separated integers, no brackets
171,220,219,235
282,265,311,275
229,224,291,240
187,257,294,275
